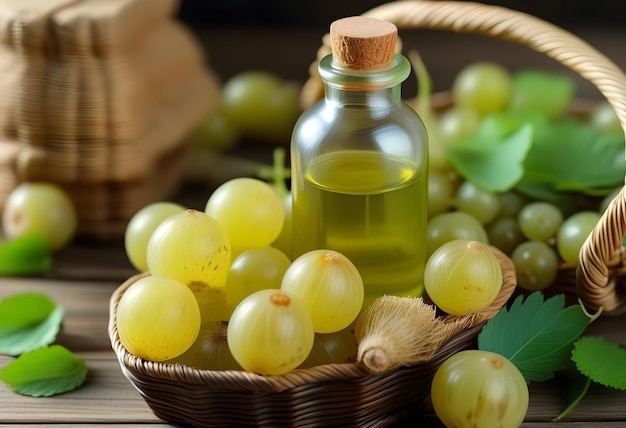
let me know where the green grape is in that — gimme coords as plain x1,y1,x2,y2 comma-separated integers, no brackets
454,180,500,225
227,289,314,375
452,61,511,117
299,322,358,368
192,109,240,152
437,106,480,145
590,101,622,134
556,211,601,265
147,209,231,288
428,171,456,218
424,240,502,315
281,249,364,333
494,190,530,220
124,201,186,272
205,178,284,257
188,284,233,324
224,246,291,308
509,69,575,119
517,201,564,241
486,217,526,256
2,182,77,252
511,240,559,291
220,71,301,142
166,321,241,371
431,350,528,428
426,211,489,259
116,275,201,362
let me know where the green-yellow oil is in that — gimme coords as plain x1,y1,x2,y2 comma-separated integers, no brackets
293,150,427,307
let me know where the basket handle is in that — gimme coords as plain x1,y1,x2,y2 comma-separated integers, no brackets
360,1,626,313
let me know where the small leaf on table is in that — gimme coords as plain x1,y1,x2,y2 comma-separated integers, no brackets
0,345,87,397
0,293,64,356
478,292,590,383
572,336,626,390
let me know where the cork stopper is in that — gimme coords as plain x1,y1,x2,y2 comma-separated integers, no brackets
330,16,397,70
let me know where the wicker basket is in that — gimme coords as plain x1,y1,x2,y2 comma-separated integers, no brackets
110,247,515,427
109,1,626,426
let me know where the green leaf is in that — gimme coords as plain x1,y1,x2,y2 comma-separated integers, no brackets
521,120,626,198
571,336,626,390
0,345,86,397
446,111,536,192
0,233,53,277
509,70,576,119
0,293,55,331
478,292,590,382
0,293,64,356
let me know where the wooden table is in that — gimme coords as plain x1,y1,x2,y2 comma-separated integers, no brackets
1,193,625,427
2,22,626,428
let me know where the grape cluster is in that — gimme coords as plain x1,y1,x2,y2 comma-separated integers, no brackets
426,61,619,292
120,177,364,375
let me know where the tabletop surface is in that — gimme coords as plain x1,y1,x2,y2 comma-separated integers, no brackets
2,18,626,428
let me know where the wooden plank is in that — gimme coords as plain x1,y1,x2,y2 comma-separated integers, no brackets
0,353,160,424
52,240,138,282
526,380,626,422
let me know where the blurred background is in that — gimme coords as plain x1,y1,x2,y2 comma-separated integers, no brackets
177,1,626,28
175,0,626,99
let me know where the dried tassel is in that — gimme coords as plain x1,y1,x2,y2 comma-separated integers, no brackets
355,295,460,374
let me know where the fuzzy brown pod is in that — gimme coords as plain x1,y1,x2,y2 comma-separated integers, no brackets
355,246,516,375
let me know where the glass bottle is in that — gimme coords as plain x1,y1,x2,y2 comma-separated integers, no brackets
291,16,429,307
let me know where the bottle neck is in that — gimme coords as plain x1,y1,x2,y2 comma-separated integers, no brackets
318,53,410,107
323,84,402,107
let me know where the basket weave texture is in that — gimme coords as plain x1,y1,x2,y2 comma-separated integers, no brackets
0,0,219,239
110,1,626,426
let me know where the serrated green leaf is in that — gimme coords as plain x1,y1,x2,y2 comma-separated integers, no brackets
0,345,86,397
446,112,536,192
0,293,64,356
572,336,626,390
478,292,590,383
